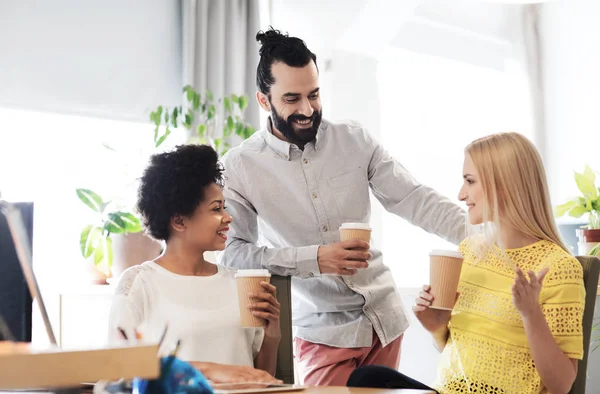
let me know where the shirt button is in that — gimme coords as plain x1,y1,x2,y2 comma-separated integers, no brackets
322,226,328,232
308,272,314,277
312,193,318,199
303,159,309,164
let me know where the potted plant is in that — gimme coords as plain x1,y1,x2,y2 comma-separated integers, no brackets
555,165,600,256
77,188,160,283
149,86,256,154
149,86,257,262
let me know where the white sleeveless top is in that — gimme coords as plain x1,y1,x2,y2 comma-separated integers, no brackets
107,262,263,366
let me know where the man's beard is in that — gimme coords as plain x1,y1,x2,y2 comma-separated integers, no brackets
270,106,323,147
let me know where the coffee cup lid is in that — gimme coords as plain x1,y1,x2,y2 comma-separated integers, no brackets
339,222,371,230
429,249,463,259
235,269,271,278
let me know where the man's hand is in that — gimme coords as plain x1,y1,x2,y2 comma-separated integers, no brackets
317,240,371,275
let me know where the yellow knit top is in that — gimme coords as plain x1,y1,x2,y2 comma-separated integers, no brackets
433,238,585,394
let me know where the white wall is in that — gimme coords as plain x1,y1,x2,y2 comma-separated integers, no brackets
539,0,600,207
539,4,600,391
399,294,440,384
0,0,181,121
326,50,384,250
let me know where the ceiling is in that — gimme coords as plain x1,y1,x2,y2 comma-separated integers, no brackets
271,0,521,61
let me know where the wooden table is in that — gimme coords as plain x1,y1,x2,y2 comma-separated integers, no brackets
299,387,435,394
1,388,436,394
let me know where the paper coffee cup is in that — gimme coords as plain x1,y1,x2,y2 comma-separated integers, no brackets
429,250,463,310
339,222,371,244
235,269,271,327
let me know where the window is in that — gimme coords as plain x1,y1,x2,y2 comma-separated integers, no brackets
0,107,186,286
377,46,533,287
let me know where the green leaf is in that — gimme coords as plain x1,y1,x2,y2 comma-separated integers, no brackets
104,212,127,234
198,124,207,138
224,97,232,112
157,106,163,120
184,85,194,101
184,114,192,129
76,189,104,213
214,139,222,153
153,126,159,143
80,225,93,257
164,110,170,124
93,236,105,266
589,243,600,257
207,105,216,120
91,235,113,271
223,125,232,138
569,205,589,218
171,107,179,128
155,126,171,147
193,93,201,111
206,89,214,101
555,200,580,217
239,95,248,111
575,171,597,198
105,236,113,269
244,125,255,139
583,164,596,183
234,122,244,137
80,225,103,258
119,212,142,233
227,116,234,131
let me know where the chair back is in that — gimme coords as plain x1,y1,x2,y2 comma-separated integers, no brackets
570,255,600,394
271,275,294,384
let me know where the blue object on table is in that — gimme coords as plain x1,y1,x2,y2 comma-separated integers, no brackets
133,356,214,394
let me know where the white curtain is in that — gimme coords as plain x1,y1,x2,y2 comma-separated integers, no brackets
506,4,546,160
182,0,261,129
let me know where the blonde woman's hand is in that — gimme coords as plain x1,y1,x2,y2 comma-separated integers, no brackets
512,267,549,318
412,285,457,334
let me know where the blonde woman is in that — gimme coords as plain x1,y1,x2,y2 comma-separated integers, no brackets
348,132,585,393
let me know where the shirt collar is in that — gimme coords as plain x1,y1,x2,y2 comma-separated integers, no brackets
263,118,292,160
262,117,327,160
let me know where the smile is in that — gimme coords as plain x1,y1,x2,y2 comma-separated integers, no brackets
217,228,229,241
294,119,312,126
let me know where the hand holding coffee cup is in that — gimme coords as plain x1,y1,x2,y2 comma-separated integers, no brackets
413,284,456,335
236,269,277,328
248,281,281,340
317,239,371,276
339,222,371,245
315,223,372,276
428,250,464,310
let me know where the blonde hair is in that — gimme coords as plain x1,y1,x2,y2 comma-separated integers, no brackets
465,132,570,255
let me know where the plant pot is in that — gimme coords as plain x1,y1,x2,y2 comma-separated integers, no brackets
111,232,162,279
576,228,600,255
83,260,110,285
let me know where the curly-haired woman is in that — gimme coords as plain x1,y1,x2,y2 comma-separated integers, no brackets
108,144,281,384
